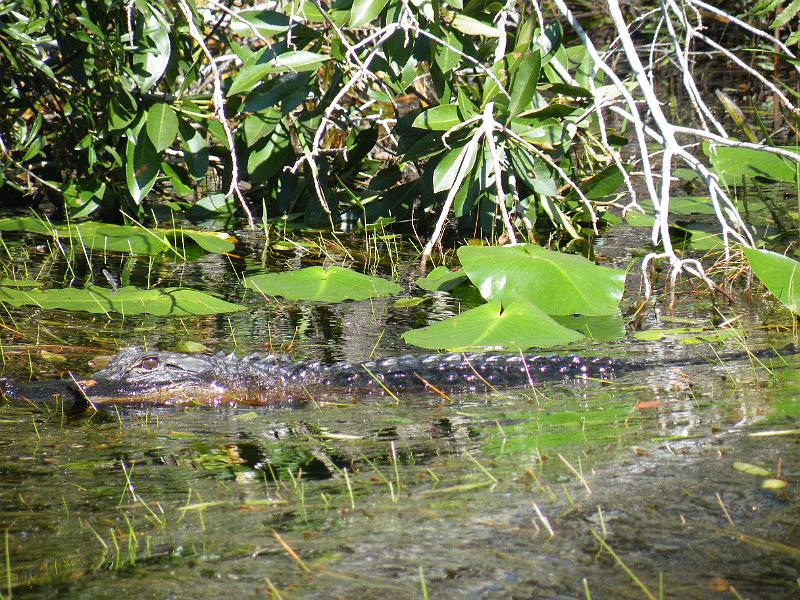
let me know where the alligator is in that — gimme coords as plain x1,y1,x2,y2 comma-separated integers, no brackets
0,345,791,411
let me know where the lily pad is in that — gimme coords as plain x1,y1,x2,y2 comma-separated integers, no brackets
402,299,584,351
0,286,244,317
457,244,625,316
244,266,402,302
552,314,625,342
0,219,236,256
743,247,800,313
416,266,469,292
733,462,772,477
0,217,52,234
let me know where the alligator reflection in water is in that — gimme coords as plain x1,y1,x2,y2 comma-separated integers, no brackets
0,347,623,409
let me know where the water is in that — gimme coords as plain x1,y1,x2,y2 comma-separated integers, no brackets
0,227,798,598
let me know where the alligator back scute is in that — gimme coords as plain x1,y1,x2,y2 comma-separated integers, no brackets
322,352,622,394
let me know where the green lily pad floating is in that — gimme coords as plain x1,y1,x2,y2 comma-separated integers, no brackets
733,462,772,477
244,266,402,302
416,266,469,292
743,247,800,313
0,278,39,287
457,244,625,316
625,210,655,227
0,219,237,256
402,299,584,351
0,285,244,317
633,327,705,341
552,314,625,342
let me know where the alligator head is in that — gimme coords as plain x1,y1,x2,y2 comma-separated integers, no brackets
79,347,236,405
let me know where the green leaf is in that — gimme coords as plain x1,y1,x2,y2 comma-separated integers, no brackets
416,266,469,291
125,126,161,204
402,299,584,351
412,105,462,130
435,30,464,73
451,14,500,37
0,217,52,234
552,314,626,342
350,0,390,27
243,110,280,146
146,103,179,152
132,6,171,92
228,51,330,96
508,51,541,119
0,286,244,317
706,144,799,184
733,462,772,477
457,244,625,316
433,139,480,193
230,9,291,36
581,164,626,200
772,0,800,28
166,229,236,254
107,90,138,131
743,247,800,313
179,119,209,180
244,266,402,302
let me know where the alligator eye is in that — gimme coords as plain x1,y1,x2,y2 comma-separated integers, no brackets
136,356,160,370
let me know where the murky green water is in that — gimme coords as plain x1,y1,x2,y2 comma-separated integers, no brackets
0,227,798,598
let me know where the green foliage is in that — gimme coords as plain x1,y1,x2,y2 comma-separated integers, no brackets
743,247,800,313
403,299,584,351
244,266,402,302
0,218,236,256
0,0,624,243
706,144,799,185
404,244,626,350
0,285,244,316
457,244,625,316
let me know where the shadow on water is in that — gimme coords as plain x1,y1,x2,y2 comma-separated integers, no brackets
0,227,798,598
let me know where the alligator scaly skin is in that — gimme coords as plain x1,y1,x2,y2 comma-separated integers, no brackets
66,348,622,406
2,344,795,408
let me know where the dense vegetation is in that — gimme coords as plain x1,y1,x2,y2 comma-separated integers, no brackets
1,0,799,288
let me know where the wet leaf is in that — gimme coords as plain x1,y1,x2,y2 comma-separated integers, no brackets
174,340,210,353
393,297,426,308
761,478,788,490
244,266,402,302
0,221,235,256
402,299,584,351
457,244,625,316
732,462,771,477
633,327,705,341
743,247,800,313
0,286,244,316
416,266,469,292
0,217,52,234
0,278,39,287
